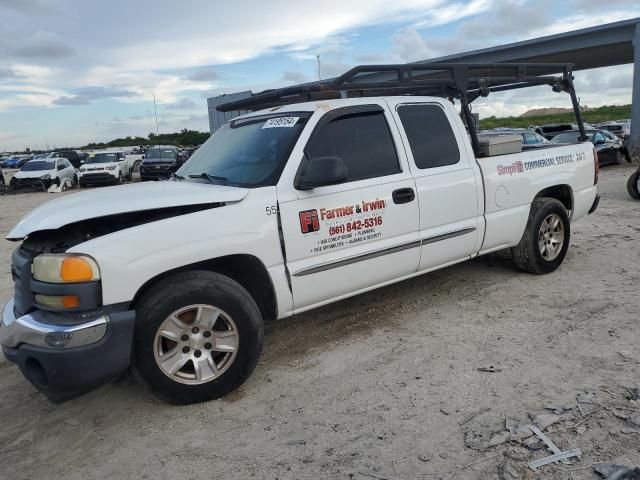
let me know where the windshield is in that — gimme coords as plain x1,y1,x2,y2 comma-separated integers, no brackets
177,113,310,187
551,131,593,143
21,160,55,171
146,148,177,160
86,153,118,164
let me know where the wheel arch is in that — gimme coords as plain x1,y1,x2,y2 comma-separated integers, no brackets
534,184,573,213
131,254,278,322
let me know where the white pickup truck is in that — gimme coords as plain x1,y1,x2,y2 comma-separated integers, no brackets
1,64,600,404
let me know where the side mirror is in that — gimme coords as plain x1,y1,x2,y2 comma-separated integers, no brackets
295,156,348,190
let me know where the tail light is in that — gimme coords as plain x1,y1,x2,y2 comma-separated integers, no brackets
593,147,599,185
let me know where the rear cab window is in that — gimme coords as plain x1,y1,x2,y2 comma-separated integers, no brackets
397,104,460,169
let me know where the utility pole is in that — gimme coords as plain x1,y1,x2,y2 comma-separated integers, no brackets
153,92,159,136
317,55,321,81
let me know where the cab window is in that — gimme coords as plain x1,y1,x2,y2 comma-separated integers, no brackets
397,104,460,169
305,109,400,182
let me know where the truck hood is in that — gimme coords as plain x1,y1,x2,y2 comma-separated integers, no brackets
7,180,248,240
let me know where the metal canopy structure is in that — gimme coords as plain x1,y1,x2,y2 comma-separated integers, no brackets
216,62,588,155
411,17,640,154
208,17,640,153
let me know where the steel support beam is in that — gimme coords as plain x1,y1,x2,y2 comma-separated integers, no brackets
630,24,640,157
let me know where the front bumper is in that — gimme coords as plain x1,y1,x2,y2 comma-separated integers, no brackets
140,164,176,180
10,177,56,190
1,299,135,402
78,172,118,184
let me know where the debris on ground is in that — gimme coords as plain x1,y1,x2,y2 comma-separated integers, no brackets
594,463,640,479
528,448,582,471
459,387,640,474
477,365,502,373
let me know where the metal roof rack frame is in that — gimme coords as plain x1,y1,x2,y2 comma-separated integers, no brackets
216,63,587,156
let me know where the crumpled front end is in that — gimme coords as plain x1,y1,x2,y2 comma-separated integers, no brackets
1,243,135,401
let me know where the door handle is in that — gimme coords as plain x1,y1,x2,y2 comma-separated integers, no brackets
392,187,415,204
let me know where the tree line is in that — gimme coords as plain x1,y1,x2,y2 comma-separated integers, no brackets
80,129,210,150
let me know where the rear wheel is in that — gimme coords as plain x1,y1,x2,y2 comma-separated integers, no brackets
512,197,570,274
628,171,640,200
132,271,263,404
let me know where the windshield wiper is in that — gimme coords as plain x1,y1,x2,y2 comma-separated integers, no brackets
171,173,185,180
188,173,228,183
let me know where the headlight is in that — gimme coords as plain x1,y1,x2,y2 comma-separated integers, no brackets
106,165,117,170
79,167,86,172
33,254,100,283
40,174,50,180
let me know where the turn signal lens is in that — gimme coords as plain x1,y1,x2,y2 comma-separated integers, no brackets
33,254,100,283
61,257,95,282
35,294,81,309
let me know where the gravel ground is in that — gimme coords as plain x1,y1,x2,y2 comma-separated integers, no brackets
0,165,639,479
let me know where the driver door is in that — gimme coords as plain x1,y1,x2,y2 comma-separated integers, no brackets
278,104,420,311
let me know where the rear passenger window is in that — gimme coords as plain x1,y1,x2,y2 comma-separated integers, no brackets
306,109,400,182
398,104,460,169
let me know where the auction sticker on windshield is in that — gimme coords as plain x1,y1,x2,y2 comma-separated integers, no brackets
262,117,299,129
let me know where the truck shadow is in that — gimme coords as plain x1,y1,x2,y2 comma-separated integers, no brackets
261,250,516,366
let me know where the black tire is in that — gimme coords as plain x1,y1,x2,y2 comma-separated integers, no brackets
73,174,78,186
616,149,627,165
132,271,264,405
628,171,640,200
511,197,570,274
117,172,123,184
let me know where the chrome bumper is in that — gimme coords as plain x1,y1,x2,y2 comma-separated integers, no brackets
1,299,107,349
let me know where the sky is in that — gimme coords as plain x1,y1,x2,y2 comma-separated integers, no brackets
0,0,638,151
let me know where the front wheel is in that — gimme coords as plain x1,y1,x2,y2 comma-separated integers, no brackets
132,271,264,404
511,197,570,274
628,171,640,200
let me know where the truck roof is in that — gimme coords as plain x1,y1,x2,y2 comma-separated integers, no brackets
230,95,447,121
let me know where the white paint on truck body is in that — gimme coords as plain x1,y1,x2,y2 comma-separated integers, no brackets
7,96,598,320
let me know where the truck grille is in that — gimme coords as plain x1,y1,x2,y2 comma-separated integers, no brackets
11,247,34,317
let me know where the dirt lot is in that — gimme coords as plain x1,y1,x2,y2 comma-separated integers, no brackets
0,166,639,480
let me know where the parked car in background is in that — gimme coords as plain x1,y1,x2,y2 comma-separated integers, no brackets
551,129,628,165
531,123,579,140
597,120,631,140
0,165,5,193
1,156,27,169
78,151,132,187
10,158,76,190
139,145,185,181
480,129,551,150
47,150,82,169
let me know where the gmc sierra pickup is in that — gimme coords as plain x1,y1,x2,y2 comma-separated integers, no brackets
1,63,600,404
